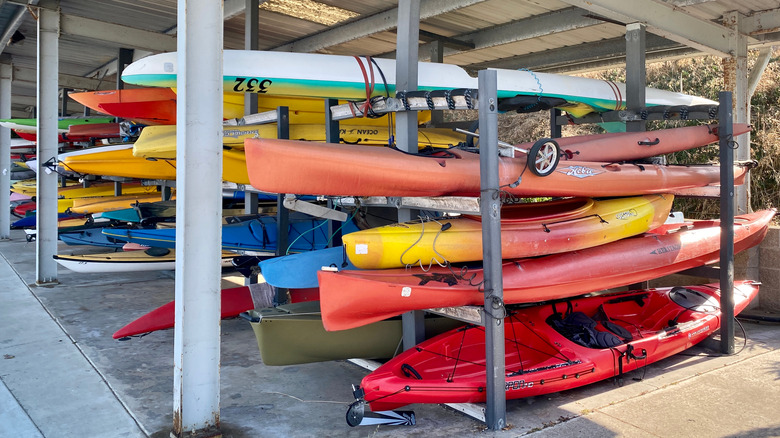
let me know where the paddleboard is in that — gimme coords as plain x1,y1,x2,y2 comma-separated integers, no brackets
122,51,717,118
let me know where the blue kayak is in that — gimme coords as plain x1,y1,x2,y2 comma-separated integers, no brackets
59,228,129,248
99,208,142,223
102,213,358,252
12,212,85,228
258,246,356,289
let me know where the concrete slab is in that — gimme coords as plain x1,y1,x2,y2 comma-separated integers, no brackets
2,228,780,438
0,239,146,438
0,379,43,438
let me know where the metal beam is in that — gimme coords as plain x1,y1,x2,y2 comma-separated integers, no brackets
385,6,602,60
59,13,176,52
740,8,780,35
560,0,733,57
273,0,486,53
465,34,693,73
13,66,115,90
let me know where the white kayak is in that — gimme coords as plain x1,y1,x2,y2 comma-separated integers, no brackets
122,50,717,118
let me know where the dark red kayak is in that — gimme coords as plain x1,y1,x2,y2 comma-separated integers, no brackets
113,284,319,339
355,280,759,411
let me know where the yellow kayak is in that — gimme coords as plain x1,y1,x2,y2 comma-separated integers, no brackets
132,124,466,159
69,193,172,214
342,194,674,269
61,146,250,184
11,180,158,198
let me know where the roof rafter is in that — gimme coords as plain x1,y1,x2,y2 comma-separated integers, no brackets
560,0,733,57
272,0,487,53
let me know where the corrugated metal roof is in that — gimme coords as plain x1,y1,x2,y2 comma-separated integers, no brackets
0,0,778,117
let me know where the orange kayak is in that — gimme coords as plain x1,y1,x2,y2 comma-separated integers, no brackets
318,209,775,331
539,123,751,162
244,138,748,198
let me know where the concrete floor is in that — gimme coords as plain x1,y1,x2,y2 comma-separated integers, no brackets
2,228,780,438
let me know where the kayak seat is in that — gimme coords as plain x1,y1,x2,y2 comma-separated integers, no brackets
547,311,623,349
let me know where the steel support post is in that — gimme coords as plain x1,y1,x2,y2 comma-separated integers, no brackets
325,99,342,246
243,0,258,116
274,107,290,305
723,12,750,215
429,40,445,127
395,0,420,152
60,87,69,116
396,0,425,350
172,0,223,435
549,108,561,138
718,91,735,354
243,0,259,224
35,4,59,284
625,22,649,290
478,69,506,430
116,48,134,90
0,63,11,239
625,23,646,133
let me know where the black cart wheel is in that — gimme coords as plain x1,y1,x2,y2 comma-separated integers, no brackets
346,400,365,427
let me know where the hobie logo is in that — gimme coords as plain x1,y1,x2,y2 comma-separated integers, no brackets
616,209,638,220
557,165,604,178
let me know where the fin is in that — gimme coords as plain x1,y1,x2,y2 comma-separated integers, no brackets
346,400,415,427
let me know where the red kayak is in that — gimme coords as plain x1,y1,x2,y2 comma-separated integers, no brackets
355,280,759,411
69,88,178,126
113,284,319,339
66,122,123,140
244,138,749,198
319,209,774,331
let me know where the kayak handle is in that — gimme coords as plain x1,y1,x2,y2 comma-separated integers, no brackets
638,138,660,146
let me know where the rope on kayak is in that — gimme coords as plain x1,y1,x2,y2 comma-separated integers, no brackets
399,216,451,271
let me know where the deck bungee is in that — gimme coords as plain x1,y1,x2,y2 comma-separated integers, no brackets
244,138,749,198
342,195,674,270
355,280,759,412
318,209,775,331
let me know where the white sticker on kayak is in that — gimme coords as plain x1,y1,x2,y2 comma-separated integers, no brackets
556,165,604,178
401,287,412,297
355,244,368,255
